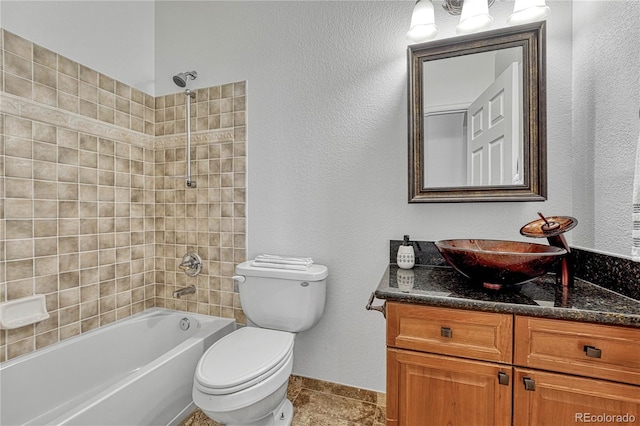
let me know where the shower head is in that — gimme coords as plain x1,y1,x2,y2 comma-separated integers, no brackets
172,70,198,88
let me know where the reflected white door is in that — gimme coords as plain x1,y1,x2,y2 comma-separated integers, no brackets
466,63,520,185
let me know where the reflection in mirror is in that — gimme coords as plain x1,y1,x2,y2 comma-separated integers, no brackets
423,47,523,187
409,22,546,202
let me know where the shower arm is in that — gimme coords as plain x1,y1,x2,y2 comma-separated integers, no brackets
185,89,196,188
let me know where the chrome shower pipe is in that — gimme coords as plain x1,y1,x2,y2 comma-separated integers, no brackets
185,89,196,188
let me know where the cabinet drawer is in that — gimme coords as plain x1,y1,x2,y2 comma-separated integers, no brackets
515,316,640,385
387,302,513,363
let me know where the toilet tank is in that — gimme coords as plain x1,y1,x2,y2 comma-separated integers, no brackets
234,260,328,333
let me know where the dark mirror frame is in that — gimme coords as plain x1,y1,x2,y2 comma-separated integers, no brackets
408,21,547,203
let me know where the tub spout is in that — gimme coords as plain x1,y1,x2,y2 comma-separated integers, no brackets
173,285,196,299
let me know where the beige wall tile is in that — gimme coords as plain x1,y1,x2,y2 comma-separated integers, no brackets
79,81,98,103
36,329,58,350
79,64,97,85
5,51,32,80
34,64,57,89
4,73,32,99
6,220,33,239
33,44,56,69
58,92,79,113
5,239,33,260
99,74,115,93
58,73,79,96
3,31,32,61
33,83,57,106
33,122,55,143
79,100,98,119
58,56,79,79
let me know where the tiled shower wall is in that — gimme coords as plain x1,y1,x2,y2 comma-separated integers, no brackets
0,29,247,362
152,86,247,321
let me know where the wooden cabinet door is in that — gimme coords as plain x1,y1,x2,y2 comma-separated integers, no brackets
514,368,640,426
387,348,512,426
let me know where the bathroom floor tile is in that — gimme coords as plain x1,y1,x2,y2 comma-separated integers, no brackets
180,375,385,426
291,388,377,425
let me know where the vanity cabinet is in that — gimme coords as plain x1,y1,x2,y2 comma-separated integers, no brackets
385,302,640,426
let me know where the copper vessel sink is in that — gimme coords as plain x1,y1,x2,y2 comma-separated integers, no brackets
435,239,567,290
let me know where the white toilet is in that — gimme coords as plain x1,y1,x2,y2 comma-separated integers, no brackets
192,260,328,426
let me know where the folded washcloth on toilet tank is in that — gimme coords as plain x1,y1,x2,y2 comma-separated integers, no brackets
252,254,314,270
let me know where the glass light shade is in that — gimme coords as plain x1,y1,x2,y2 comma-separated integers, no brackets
456,0,493,35
406,0,439,44
507,0,550,25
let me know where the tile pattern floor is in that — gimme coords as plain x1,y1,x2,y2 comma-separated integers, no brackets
181,375,386,426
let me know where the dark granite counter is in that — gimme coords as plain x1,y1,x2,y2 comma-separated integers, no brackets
375,265,640,328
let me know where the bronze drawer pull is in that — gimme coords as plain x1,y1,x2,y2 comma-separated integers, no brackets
583,345,602,358
498,372,509,385
523,377,536,391
441,327,452,338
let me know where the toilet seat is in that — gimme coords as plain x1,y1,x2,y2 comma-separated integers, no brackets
195,327,294,395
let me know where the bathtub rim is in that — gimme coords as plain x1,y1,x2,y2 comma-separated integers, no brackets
0,307,233,369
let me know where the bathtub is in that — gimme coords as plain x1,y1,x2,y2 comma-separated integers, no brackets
0,308,236,426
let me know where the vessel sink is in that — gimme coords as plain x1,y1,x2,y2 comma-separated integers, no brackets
434,239,567,290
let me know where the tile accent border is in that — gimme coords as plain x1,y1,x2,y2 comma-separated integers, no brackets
1,92,155,149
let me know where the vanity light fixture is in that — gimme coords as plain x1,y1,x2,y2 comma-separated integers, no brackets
406,0,550,43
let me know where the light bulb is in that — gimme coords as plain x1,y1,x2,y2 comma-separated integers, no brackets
507,0,550,26
456,0,493,35
406,0,439,43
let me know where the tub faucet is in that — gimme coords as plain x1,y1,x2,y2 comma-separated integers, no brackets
179,253,202,277
173,285,196,299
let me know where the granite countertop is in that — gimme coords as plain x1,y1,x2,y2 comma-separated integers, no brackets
375,264,640,328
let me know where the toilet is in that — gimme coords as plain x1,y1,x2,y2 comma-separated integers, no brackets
192,259,328,426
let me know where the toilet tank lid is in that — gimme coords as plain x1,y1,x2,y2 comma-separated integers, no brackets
236,260,328,281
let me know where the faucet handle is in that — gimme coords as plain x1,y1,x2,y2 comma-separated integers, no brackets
179,253,202,277
178,261,192,270
520,214,578,238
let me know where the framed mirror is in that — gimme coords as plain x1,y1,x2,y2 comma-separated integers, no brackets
408,22,546,203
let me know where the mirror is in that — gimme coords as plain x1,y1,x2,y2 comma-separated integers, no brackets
408,22,546,203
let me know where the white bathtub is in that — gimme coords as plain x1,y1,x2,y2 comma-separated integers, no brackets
0,308,236,426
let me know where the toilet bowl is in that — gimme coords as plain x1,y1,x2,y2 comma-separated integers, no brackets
192,260,328,426
193,327,295,425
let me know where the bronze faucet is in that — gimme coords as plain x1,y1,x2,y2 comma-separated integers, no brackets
520,213,578,288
